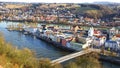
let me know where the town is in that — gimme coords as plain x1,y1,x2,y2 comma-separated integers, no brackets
3,2,120,52
0,1,120,68
0,2,120,26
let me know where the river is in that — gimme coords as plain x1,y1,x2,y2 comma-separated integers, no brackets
0,21,120,68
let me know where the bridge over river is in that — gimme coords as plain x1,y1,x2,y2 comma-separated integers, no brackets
51,48,101,64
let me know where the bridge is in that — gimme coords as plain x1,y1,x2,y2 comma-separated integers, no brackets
51,48,101,64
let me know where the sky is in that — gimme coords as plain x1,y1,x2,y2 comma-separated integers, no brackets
0,0,120,3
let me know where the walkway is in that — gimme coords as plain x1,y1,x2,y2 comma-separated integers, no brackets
51,48,100,64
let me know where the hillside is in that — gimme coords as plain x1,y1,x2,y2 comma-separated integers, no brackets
0,2,119,23
71,4,114,19
5,4,28,9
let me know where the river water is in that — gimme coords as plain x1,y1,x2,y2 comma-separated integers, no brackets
0,21,70,60
0,21,120,68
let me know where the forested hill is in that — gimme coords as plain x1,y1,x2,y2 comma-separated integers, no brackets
74,4,116,19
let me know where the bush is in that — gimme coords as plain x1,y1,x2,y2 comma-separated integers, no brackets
75,52,101,68
65,62,78,68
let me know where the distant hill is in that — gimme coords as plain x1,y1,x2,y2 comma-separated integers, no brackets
93,1,120,5
74,4,113,13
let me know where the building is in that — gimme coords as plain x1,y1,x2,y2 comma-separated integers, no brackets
109,27,119,39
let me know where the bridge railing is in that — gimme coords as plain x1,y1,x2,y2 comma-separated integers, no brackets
51,48,96,64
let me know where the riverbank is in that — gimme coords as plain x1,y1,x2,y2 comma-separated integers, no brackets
1,20,112,29
5,21,83,52
35,34,77,52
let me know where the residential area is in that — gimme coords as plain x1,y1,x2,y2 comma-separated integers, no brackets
0,1,120,68
0,2,120,26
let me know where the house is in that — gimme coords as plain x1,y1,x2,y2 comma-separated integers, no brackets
109,27,119,38
112,34,120,42
113,17,120,26
105,40,119,50
71,26,80,33
88,27,102,37
93,36,106,46
94,30,102,36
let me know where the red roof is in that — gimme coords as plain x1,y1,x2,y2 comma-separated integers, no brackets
94,30,101,36
115,34,120,37
95,35,106,38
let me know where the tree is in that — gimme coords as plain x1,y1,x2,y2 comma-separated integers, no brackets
74,52,101,68
65,62,78,68
85,10,103,19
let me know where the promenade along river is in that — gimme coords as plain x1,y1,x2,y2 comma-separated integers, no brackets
0,21,120,68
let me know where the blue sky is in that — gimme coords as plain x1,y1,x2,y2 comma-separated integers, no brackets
0,0,120,3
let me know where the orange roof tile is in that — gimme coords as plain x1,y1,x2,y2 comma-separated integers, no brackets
115,34,120,37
